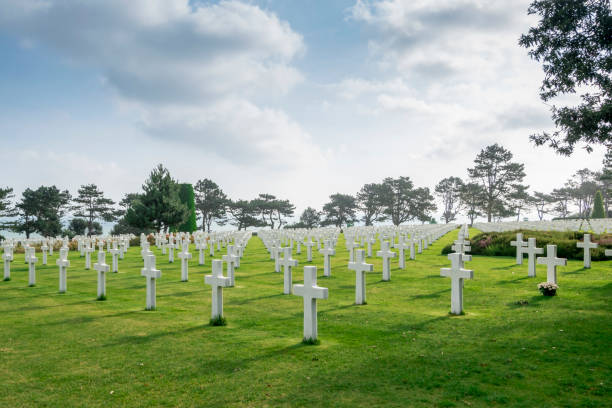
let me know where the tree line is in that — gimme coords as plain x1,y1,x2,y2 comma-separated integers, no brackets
0,142,608,238
434,144,609,225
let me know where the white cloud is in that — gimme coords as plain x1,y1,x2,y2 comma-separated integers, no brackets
0,0,318,166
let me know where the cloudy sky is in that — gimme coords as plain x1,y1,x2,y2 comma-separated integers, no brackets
0,0,604,225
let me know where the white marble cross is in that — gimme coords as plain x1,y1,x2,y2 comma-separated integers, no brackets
524,237,544,277
293,265,328,342
348,249,373,305
57,247,70,293
273,244,281,273
84,244,94,270
280,247,299,294
376,241,396,281
440,252,473,315
510,233,526,265
319,240,335,277
409,239,416,260
41,242,49,265
346,239,357,262
205,259,231,321
168,241,175,263
537,245,567,285
222,245,239,287
451,239,471,254
141,252,161,310
395,238,410,269
3,245,13,281
196,241,207,265
209,240,215,257
93,251,110,300
577,234,598,269
304,239,315,262
366,236,376,257
178,243,192,282
109,243,120,273
27,247,38,287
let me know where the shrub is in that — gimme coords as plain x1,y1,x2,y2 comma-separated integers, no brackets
441,230,612,261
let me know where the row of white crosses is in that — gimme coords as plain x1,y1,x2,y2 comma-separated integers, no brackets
440,225,473,315
511,232,602,284
475,219,612,235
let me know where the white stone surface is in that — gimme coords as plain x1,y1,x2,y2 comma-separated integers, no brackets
293,266,328,341
537,244,567,285
510,233,526,265
348,249,373,305
93,251,110,299
280,247,298,294
205,259,231,320
57,247,70,293
576,234,598,269
27,247,37,286
440,252,473,315
178,243,192,282
222,244,239,287
524,238,544,277
376,241,396,281
141,252,161,310
319,240,335,277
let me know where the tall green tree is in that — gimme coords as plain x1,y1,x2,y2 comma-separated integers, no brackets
11,186,70,238
507,185,532,221
519,0,611,155
194,179,227,232
379,177,436,226
226,200,264,230
322,194,358,227
435,177,464,224
37,186,71,236
299,207,321,229
125,164,190,233
176,183,197,233
272,199,295,229
0,187,14,220
551,187,573,218
468,144,526,222
460,182,486,226
565,168,598,217
592,190,606,218
253,194,278,229
531,191,554,220
72,184,117,236
356,183,387,226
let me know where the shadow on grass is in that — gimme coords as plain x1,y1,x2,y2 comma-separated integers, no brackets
37,309,143,327
229,293,284,306
491,264,520,271
496,276,530,285
101,324,209,348
158,289,206,298
1,299,93,313
562,268,588,275
410,289,448,300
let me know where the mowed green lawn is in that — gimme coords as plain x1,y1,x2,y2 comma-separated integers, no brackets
0,230,610,407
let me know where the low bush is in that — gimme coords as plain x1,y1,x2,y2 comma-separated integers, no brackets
441,230,612,261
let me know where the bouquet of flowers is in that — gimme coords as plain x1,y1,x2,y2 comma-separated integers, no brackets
538,282,559,296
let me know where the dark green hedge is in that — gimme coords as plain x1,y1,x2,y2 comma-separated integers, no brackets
441,229,612,261
177,183,197,233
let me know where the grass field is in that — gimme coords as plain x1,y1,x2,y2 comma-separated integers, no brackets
0,229,610,407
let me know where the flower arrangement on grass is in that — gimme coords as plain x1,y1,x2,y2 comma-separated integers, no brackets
538,282,559,296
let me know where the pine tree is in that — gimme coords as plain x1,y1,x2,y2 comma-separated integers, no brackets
592,190,605,218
